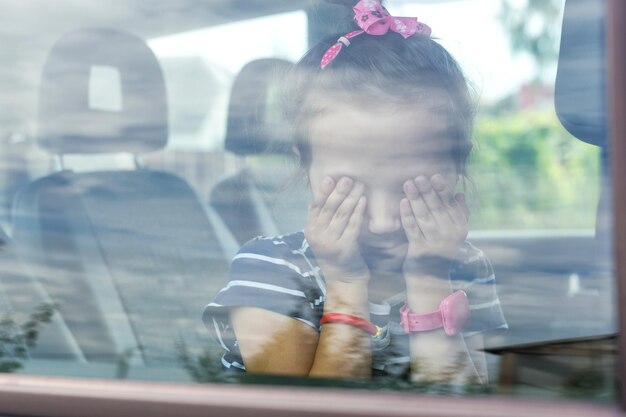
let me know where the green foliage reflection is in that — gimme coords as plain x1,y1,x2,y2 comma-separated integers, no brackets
0,303,57,373
469,110,600,230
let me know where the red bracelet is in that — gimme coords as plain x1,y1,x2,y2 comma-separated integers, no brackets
320,313,378,336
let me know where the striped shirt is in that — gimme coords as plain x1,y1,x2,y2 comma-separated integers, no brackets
203,231,508,377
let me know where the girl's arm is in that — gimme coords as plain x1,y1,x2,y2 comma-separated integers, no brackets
232,176,373,378
231,279,371,378
230,307,319,375
404,276,485,385
308,279,371,377
401,174,485,385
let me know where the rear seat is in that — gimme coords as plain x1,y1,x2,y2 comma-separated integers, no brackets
11,28,230,365
210,58,309,245
0,226,84,362
555,0,612,282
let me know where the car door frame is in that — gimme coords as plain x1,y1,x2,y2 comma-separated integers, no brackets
0,0,624,415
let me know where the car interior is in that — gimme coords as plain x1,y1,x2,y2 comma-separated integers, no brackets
0,0,617,401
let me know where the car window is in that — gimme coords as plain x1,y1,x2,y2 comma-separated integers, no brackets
0,0,616,407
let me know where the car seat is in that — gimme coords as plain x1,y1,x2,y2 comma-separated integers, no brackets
11,28,230,366
556,0,610,260
210,58,309,245
555,0,614,327
0,225,85,363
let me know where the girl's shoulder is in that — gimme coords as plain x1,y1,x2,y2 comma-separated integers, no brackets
451,241,494,280
237,230,307,256
456,240,487,262
233,231,310,260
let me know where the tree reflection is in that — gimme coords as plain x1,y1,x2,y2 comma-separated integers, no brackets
176,340,230,383
0,303,57,373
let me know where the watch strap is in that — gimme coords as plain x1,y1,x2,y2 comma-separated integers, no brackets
400,290,470,336
399,304,443,332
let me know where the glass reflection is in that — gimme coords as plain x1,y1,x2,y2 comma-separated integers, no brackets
0,0,616,403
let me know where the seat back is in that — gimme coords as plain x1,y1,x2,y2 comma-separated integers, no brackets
211,58,309,244
554,0,613,323
555,0,607,148
12,28,229,365
0,226,84,363
556,0,610,250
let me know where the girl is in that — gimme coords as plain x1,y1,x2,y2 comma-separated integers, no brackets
204,0,507,384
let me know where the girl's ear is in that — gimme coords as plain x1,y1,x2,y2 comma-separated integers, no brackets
292,145,301,160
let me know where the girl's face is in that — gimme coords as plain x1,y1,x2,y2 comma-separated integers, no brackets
306,99,459,271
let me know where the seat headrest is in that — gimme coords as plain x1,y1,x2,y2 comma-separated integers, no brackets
38,28,168,154
225,58,293,156
555,0,607,147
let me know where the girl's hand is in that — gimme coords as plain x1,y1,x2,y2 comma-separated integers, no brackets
400,174,468,277
305,176,369,281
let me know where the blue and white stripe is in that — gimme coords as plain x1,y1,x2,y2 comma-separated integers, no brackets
203,232,508,375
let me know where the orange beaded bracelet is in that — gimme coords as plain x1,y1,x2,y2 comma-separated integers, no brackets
320,313,378,336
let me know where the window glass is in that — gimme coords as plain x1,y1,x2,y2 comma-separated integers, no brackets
149,11,307,150
0,0,616,406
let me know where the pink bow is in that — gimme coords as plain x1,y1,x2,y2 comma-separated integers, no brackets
320,0,431,69
353,0,431,38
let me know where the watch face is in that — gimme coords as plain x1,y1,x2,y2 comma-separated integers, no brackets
441,291,470,336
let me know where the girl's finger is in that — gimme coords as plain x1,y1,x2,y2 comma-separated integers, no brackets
307,177,335,231
446,196,469,229
430,174,457,206
430,174,466,226
306,201,321,227
414,176,451,227
404,180,437,240
317,176,354,226
400,198,425,242
341,195,366,242
329,181,365,238
455,192,470,220
314,176,335,206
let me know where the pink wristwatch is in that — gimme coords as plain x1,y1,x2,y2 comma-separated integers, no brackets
399,290,470,336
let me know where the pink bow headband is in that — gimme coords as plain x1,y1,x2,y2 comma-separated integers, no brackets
320,0,432,69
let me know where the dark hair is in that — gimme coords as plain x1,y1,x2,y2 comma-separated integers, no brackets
283,29,477,182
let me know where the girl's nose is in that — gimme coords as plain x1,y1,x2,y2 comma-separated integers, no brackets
366,195,401,235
